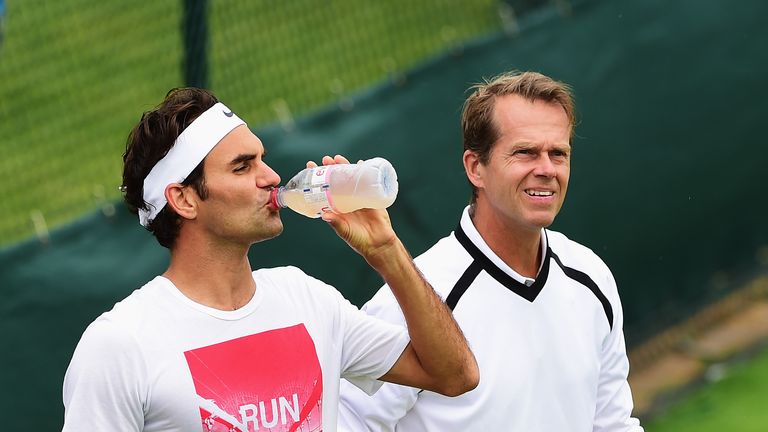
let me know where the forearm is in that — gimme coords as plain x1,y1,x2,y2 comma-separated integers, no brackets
319,204,477,394
367,239,479,395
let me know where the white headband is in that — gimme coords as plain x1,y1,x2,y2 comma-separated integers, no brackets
139,102,245,227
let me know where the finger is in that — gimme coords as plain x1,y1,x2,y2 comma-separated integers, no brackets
334,154,351,164
321,210,335,223
321,211,345,236
306,161,318,168
321,155,336,166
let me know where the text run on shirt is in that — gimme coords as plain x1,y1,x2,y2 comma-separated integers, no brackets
184,324,323,431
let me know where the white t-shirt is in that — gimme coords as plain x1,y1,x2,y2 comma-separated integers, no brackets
338,207,643,432
63,266,409,432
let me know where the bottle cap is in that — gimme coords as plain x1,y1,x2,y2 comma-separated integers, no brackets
269,188,282,209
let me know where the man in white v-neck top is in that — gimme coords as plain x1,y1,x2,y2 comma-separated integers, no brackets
62,87,478,432
339,71,644,431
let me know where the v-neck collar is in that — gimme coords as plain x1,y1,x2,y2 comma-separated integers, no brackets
454,210,551,303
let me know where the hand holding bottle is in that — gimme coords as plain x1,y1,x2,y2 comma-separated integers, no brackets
289,155,399,267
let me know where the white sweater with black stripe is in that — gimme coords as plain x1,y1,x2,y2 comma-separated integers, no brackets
339,206,643,432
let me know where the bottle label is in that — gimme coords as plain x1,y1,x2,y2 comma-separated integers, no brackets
302,167,334,215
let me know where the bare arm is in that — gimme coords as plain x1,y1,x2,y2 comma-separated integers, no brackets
316,155,479,396
363,236,478,396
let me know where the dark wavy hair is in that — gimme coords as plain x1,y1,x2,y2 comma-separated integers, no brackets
121,88,217,249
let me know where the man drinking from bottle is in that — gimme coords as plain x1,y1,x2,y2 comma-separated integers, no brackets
62,87,478,432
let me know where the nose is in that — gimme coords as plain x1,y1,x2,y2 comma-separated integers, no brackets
258,161,281,188
533,154,556,179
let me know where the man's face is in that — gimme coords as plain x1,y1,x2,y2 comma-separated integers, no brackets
192,125,283,245
468,94,571,233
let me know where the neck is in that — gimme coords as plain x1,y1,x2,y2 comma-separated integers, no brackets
469,205,542,278
164,230,256,311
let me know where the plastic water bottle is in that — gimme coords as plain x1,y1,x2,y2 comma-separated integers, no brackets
270,157,399,218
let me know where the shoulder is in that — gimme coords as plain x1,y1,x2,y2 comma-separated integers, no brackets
74,314,143,360
253,265,345,304
363,231,469,320
71,278,166,360
90,277,165,336
547,229,612,278
254,265,331,290
414,232,472,294
66,303,148,394
546,229,622,311
416,231,468,265
253,265,306,283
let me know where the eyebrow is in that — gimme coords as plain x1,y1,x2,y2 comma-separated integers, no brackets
507,142,571,154
229,153,258,166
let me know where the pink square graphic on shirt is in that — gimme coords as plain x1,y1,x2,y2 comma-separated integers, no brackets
184,324,323,432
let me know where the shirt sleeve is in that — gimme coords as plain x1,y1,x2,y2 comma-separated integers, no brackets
338,285,421,431
62,318,146,432
593,270,644,432
339,376,420,432
335,286,410,396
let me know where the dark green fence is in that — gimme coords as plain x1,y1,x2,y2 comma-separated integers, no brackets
2,0,767,428
0,0,500,246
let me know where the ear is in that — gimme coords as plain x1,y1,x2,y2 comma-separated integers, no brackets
463,150,485,190
164,183,197,221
